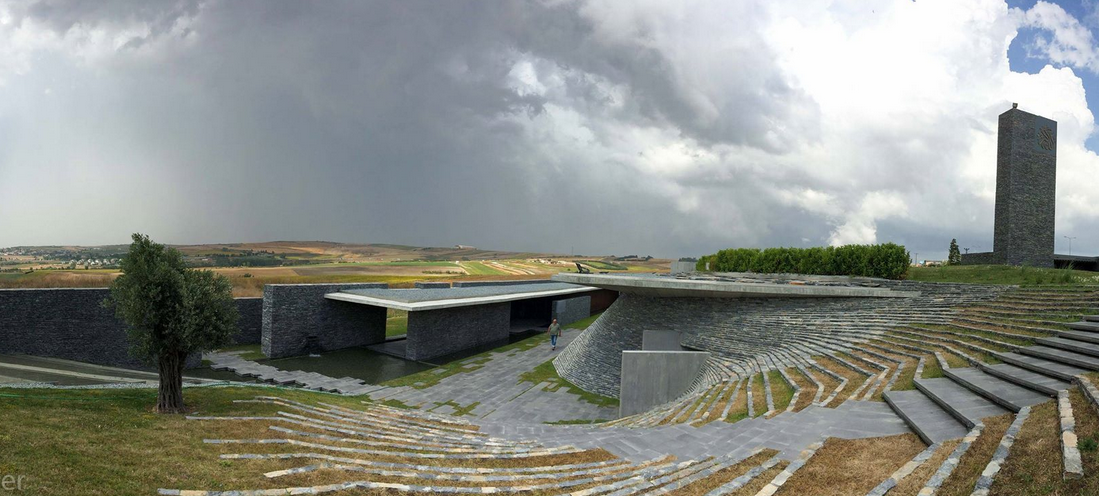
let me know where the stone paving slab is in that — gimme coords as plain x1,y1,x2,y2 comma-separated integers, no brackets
481,401,910,463
945,367,1050,412
915,378,1008,428
983,363,1069,395
998,352,1090,381
882,390,968,445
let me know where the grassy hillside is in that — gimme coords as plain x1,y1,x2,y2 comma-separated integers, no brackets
908,264,1099,286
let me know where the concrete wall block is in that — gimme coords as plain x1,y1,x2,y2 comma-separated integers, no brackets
619,350,711,417
405,302,511,361
262,283,388,358
642,330,686,351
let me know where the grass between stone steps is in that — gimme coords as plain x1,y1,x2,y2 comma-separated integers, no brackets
937,412,1014,496
889,438,961,496
813,355,868,405
666,449,777,496
767,370,794,413
987,399,1073,495
983,389,1099,495
784,368,816,411
779,433,925,496
750,373,767,416
914,323,1036,347
881,333,992,367
725,460,789,496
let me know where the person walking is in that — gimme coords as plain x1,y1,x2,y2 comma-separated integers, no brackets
548,318,562,350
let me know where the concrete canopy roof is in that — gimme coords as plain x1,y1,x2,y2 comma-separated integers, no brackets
324,282,597,311
552,273,916,298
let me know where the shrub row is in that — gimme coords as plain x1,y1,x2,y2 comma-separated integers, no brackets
695,243,910,280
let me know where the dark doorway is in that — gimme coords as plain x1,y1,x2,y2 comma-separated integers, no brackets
509,296,555,332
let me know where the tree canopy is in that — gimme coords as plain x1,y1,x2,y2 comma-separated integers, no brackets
106,233,238,412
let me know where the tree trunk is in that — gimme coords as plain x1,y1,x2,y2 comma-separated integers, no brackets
157,351,186,413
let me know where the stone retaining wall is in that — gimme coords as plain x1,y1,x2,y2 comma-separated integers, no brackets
262,283,388,359
0,288,264,369
552,295,591,327
233,297,263,345
554,280,1009,398
405,302,510,361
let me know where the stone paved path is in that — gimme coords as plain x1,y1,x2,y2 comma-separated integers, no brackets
369,332,618,423
481,400,911,462
207,331,617,424
205,351,383,395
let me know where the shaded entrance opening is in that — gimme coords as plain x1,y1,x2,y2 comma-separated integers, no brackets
510,296,555,333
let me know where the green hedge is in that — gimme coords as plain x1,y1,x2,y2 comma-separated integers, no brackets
695,243,909,279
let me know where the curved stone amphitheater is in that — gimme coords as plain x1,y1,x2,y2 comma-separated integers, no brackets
165,279,1099,495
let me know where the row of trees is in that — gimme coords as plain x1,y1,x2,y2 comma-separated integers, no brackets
695,243,911,279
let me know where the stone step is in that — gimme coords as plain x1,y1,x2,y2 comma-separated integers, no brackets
1085,315,1099,323
996,352,1091,381
883,390,969,445
914,378,1008,428
1067,321,1099,333
943,367,1050,412
1057,330,1099,345
1018,346,1099,372
1034,337,1099,358
981,363,1070,396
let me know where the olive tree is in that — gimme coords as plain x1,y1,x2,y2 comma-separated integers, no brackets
106,233,238,413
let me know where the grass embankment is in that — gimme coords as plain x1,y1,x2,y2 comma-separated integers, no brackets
908,264,1099,286
0,386,370,495
780,434,925,496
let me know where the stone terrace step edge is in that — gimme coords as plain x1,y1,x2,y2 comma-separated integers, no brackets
971,405,1030,496
913,379,981,429
1058,390,1084,479
942,369,1026,413
917,425,983,495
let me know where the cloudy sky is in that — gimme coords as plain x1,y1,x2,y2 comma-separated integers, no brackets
3,0,1099,259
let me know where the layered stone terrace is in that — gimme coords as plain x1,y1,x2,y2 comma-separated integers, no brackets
163,284,1099,494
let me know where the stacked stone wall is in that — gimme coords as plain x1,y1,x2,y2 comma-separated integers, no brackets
0,288,263,369
262,283,388,358
405,302,510,361
554,280,1010,398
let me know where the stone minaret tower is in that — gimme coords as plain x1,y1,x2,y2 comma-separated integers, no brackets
992,103,1057,267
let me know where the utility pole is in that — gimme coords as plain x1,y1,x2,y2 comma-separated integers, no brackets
964,248,970,254
1065,236,1077,256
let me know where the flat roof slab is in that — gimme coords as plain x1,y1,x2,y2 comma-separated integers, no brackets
325,282,597,311
552,273,915,298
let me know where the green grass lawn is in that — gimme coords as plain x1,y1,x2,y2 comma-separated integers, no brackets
0,386,369,495
907,264,1099,286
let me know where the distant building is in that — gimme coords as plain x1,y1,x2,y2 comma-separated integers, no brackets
455,245,476,250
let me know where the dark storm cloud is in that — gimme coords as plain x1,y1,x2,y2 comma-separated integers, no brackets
6,0,1096,259
0,0,826,256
